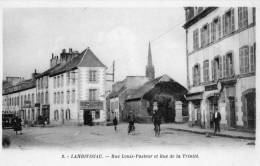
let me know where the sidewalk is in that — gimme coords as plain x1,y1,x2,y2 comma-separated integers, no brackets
163,123,255,140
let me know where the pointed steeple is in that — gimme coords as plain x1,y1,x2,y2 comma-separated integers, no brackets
146,42,155,80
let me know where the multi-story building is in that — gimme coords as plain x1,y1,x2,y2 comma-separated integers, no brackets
184,7,256,130
36,47,107,126
2,72,38,125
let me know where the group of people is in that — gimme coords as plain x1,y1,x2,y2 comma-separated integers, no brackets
12,116,23,135
112,101,162,136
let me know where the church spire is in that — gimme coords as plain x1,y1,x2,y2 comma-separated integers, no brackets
146,42,155,80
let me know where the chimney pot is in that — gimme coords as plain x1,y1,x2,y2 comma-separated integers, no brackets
62,49,66,53
69,48,72,53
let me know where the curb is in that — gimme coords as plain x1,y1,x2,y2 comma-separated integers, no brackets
166,127,255,140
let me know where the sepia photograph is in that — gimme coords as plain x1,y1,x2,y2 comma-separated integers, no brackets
0,1,258,166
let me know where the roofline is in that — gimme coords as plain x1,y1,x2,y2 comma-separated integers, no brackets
183,7,217,29
3,85,36,95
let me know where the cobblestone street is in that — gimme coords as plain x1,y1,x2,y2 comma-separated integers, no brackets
2,123,254,150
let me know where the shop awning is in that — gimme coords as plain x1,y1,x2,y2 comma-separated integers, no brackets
186,92,203,101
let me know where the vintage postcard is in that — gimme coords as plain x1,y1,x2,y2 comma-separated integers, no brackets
0,1,259,166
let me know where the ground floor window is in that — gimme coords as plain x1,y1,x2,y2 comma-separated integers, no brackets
95,110,100,119
32,109,35,120
54,110,59,120
66,109,71,120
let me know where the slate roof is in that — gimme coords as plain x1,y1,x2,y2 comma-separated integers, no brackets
36,48,106,78
126,74,187,101
3,79,36,95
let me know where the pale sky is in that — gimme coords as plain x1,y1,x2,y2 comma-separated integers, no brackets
3,8,187,87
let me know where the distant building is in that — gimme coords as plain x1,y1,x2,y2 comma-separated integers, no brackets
2,72,38,126
108,76,149,122
183,7,256,130
146,42,155,80
125,75,188,123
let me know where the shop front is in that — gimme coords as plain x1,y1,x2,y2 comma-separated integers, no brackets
186,92,203,127
80,100,104,126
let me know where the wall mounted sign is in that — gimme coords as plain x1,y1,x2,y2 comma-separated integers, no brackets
80,100,104,110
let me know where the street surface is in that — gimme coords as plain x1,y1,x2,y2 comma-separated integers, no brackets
2,123,254,150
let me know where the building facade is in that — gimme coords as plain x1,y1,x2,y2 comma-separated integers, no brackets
35,47,107,126
2,73,38,126
184,7,256,130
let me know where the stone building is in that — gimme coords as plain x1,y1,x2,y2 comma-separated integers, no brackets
2,72,38,126
125,75,188,123
183,7,256,130
34,47,107,126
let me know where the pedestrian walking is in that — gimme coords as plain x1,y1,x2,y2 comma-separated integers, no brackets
13,116,22,135
213,108,221,135
113,116,118,131
128,112,135,135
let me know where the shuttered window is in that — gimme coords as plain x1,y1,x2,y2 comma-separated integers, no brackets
212,57,221,81
89,89,97,101
193,64,201,86
250,44,256,72
193,29,199,50
239,46,250,74
238,7,248,29
203,60,209,82
201,24,209,47
223,8,235,36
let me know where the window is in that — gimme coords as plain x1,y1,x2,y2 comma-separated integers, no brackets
211,17,221,42
21,96,23,106
223,53,234,78
41,92,44,104
66,72,70,86
95,110,100,119
192,64,201,86
41,78,43,90
61,75,64,87
61,92,64,104
223,8,235,36
32,93,35,105
71,90,75,103
89,70,97,82
66,109,71,120
54,77,56,89
57,92,60,104
71,71,76,85
45,92,48,104
200,24,210,47
54,110,59,120
239,46,250,74
203,60,209,82
89,89,97,101
46,77,48,88
54,92,56,104
32,109,35,120
67,91,70,104
212,56,222,81
57,76,60,88
238,7,248,29
250,43,256,72
193,29,199,50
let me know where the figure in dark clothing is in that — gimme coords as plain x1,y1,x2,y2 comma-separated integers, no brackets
128,113,135,135
213,110,221,135
13,116,22,135
113,116,118,131
152,101,161,136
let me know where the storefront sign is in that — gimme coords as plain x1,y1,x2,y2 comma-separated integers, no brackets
80,101,104,110
23,101,31,108
205,84,217,91
42,105,50,109
35,103,40,107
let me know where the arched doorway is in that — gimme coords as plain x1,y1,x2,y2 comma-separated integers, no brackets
242,88,256,130
61,109,64,124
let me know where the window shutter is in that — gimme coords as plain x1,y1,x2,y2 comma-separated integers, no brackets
238,7,242,29
244,7,248,27
200,28,203,47
219,56,222,78
192,66,195,86
239,48,243,74
198,64,201,85
207,24,210,45
245,46,249,73
230,53,234,76
222,15,225,36
231,8,235,32
211,60,215,81
250,45,255,72
193,30,195,50
211,22,214,42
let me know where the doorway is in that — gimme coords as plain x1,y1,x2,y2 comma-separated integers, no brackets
229,97,236,128
246,92,256,129
84,110,93,126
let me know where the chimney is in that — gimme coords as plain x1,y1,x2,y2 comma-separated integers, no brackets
69,48,72,54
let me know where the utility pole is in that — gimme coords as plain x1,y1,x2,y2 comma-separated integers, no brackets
106,61,115,82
